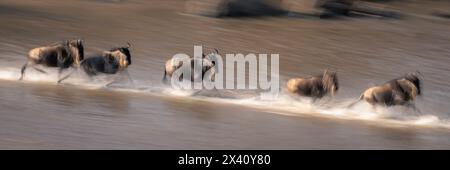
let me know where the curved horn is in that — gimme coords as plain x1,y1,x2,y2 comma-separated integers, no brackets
126,42,131,48
78,39,84,46
214,48,219,54
416,70,423,78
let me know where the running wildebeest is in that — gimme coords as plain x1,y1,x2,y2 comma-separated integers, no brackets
316,0,355,17
19,39,84,80
286,70,339,101
57,43,132,85
162,49,217,84
315,0,400,19
347,72,422,112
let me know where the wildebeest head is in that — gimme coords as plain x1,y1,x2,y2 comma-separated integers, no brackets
404,72,422,95
322,70,339,96
66,39,84,66
109,43,132,70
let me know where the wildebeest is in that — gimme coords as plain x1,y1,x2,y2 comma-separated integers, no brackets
186,0,287,18
316,0,355,17
162,49,217,84
19,39,84,80
315,0,400,19
348,72,422,111
57,43,132,84
286,70,339,101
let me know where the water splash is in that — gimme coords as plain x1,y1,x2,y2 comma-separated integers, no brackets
1,67,449,129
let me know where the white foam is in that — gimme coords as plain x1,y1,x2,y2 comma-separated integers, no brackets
0,67,23,80
1,67,449,129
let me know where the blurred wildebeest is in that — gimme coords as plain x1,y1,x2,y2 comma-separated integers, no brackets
315,0,400,19
433,12,450,19
348,72,422,112
19,39,84,80
186,0,287,18
286,70,339,101
162,49,218,84
57,43,132,84
316,0,355,17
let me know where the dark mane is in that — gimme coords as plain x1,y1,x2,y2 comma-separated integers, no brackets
389,73,421,95
404,73,421,95
110,46,131,65
77,40,84,61
332,73,338,91
63,39,84,61
322,72,338,92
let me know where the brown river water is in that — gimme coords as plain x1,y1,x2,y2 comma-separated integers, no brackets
0,0,450,149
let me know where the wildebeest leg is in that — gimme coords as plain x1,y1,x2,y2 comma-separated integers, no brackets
105,80,116,87
406,103,422,114
19,61,30,80
122,70,135,87
57,67,65,80
20,61,48,80
32,65,47,74
104,74,120,87
347,100,360,108
178,73,184,82
57,69,76,84
104,71,134,88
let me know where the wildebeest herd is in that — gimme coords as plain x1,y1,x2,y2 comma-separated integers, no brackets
19,39,423,112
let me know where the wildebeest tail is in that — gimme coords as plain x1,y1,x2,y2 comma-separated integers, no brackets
80,59,87,65
347,93,364,108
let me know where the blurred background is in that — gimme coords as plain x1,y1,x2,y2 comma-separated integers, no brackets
0,0,449,149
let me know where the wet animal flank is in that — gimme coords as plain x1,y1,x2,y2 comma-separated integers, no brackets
57,43,132,84
162,49,218,84
20,39,84,81
286,70,339,100
348,72,422,112
82,46,131,76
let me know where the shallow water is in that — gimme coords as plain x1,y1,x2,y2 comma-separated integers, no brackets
0,0,450,149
